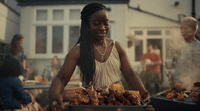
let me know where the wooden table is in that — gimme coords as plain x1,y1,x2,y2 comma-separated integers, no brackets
23,81,81,89
23,83,51,89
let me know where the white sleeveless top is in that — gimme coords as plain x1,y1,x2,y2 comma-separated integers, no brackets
79,41,122,89
93,41,122,89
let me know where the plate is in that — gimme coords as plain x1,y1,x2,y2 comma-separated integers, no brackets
36,82,50,85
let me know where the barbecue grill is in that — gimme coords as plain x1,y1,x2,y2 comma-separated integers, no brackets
150,90,200,111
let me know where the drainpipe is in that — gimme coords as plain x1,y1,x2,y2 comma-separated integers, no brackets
192,0,195,18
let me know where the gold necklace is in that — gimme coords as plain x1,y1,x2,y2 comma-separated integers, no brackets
93,39,107,61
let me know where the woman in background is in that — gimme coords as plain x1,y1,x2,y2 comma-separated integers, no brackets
4,34,29,77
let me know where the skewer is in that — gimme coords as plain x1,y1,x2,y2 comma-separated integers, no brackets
89,81,94,91
80,86,86,90
182,86,199,103
91,85,94,91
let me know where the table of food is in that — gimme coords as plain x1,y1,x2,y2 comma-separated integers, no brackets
22,76,81,89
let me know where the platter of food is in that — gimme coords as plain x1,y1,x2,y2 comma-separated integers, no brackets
64,84,146,111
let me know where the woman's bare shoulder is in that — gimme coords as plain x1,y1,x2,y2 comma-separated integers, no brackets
66,45,80,59
106,38,115,46
114,41,126,55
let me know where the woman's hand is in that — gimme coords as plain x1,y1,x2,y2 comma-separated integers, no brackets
141,90,151,104
49,93,65,111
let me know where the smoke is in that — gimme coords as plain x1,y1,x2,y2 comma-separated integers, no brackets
179,64,200,90
166,29,200,90
167,29,187,52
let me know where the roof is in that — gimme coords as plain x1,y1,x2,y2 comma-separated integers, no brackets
128,6,180,24
16,0,129,6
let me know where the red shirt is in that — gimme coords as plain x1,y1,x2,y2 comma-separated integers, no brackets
141,53,161,74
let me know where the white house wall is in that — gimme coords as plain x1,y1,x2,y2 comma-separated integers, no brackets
128,10,180,27
129,0,192,21
106,4,129,46
196,0,200,18
20,7,34,58
0,2,20,44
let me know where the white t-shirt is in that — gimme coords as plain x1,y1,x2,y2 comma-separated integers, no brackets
153,49,160,55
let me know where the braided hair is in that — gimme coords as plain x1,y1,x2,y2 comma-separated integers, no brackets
76,3,107,86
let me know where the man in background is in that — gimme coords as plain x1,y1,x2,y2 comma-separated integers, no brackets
141,43,162,94
174,17,200,85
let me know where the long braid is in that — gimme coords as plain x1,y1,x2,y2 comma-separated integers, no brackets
79,21,95,85
77,3,107,86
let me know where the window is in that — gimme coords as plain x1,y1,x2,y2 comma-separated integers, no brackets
135,40,143,61
53,10,64,20
33,8,90,58
52,26,63,53
135,31,143,35
36,26,47,54
69,26,80,50
36,10,47,21
147,30,161,35
69,9,80,20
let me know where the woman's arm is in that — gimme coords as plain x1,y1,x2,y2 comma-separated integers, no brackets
23,59,29,72
48,46,80,110
115,41,146,92
115,41,150,102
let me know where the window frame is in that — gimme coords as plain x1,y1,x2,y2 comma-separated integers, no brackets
32,7,82,59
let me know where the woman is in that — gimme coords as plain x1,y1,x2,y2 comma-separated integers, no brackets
4,34,29,77
42,56,62,82
49,3,150,110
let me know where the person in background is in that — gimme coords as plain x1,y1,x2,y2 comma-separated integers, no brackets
174,17,200,84
153,45,160,55
0,54,42,111
3,34,29,78
34,56,62,110
48,3,150,111
42,56,62,82
141,43,162,94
